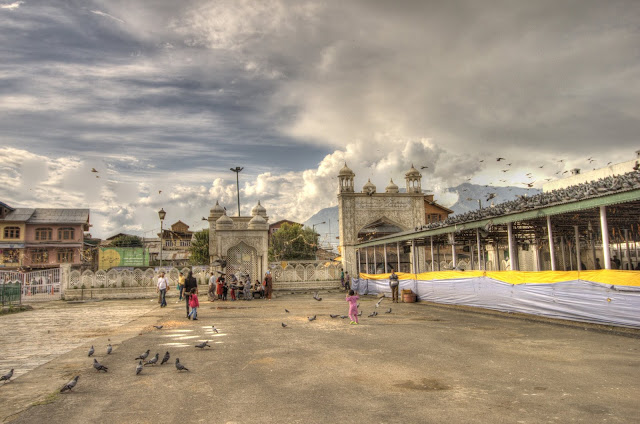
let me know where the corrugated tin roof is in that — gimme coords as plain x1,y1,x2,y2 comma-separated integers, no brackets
1,208,35,222
27,209,90,224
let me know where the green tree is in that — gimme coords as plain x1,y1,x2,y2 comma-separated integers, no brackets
111,235,143,247
189,229,210,265
268,223,318,261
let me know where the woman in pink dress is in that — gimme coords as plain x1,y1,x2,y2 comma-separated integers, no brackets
345,290,359,325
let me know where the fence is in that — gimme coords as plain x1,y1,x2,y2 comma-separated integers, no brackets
270,260,342,290
1,282,21,307
0,269,61,302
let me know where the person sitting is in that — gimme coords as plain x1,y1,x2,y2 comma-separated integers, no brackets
254,280,264,298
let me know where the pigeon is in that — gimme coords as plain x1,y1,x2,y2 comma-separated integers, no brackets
195,341,211,349
175,358,189,371
88,346,94,357
340,315,348,319
329,314,339,318
1,369,14,383
356,303,360,308
135,349,150,360
145,353,159,366
106,344,112,355
285,309,290,313
93,358,108,372
136,361,143,375
496,157,505,161
308,315,317,322
357,311,362,316
91,168,98,173
161,351,170,365
375,298,384,308
153,325,163,330
60,376,79,393
385,308,392,314
212,326,219,334
281,322,288,328
486,193,496,202
313,292,322,301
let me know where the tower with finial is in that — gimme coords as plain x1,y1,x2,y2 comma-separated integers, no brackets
338,163,355,193
405,164,422,193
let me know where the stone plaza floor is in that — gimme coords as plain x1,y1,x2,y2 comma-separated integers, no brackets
0,293,638,423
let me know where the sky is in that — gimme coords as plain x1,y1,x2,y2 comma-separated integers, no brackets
1,0,639,238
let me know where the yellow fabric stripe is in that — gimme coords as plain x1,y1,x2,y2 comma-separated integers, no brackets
356,270,640,287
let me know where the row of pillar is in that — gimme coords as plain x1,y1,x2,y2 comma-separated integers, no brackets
357,205,619,274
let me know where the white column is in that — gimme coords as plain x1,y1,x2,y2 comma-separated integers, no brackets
451,235,457,269
430,236,435,272
373,247,377,274
396,242,400,271
470,242,475,270
547,216,556,271
383,244,388,273
624,229,632,270
411,239,416,274
365,248,369,274
476,228,483,271
357,250,361,275
600,206,611,269
507,222,517,271
575,225,581,271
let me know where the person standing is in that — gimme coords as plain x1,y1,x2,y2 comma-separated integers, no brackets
188,288,199,320
389,269,399,303
156,272,169,307
340,270,345,289
264,272,273,300
216,276,224,300
208,273,217,301
177,272,185,302
182,271,197,318
344,271,350,291
346,290,359,325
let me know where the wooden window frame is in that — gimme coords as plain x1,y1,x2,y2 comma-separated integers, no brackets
58,227,75,240
35,227,53,241
3,226,20,239
57,248,74,263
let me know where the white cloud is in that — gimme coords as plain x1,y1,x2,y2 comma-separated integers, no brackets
0,1,23,10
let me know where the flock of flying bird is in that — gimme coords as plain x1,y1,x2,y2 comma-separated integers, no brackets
280,293,391,328
413,168,640,234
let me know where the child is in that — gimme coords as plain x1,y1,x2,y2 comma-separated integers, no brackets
188,288,199,320
346,289,359,325
229,282,236,301
223,281,229,301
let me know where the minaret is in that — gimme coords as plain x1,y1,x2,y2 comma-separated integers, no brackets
405,164,422,194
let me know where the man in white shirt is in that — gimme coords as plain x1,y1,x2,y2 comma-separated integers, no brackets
156,272,169,307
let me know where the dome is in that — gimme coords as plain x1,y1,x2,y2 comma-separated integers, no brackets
248,214,268,230
362,179,376,194
251,200,267,217
338,163,355,176
210,201,225,217
405,164,421,177
215,213,233,230
385,179,399,193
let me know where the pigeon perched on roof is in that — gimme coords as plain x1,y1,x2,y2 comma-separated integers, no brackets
1,369,14,383
135,350,150,360
145,353,159,366
195,341,211,349
136,361,143,375
175,358,189,371
161,351,170,365
153,325,163,330
93,358,108,372
106,344,112,355
88,346,94,357
60,376,79,393
308,315,317,322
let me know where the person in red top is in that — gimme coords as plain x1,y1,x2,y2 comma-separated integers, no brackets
188,288,199,320
216,276,224,300
346,290,359,325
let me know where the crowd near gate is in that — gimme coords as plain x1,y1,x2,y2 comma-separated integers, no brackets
0,268,61,303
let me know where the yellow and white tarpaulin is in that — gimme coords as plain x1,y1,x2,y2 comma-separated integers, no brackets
351,270,640,328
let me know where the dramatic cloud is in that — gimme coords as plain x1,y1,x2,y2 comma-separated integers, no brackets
1,1,638,237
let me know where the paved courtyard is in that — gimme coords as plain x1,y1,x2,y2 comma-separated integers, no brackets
0,293,638,423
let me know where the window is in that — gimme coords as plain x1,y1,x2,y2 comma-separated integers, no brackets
57,248,74,263
32,249,49,264
427,214,441,224
3,226,20,239
58,227,75,240
179,240,191,247
35,228,53,240
2,249,19,263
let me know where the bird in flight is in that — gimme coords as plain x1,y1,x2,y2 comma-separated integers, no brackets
91,168,98,173
496,157,505,161
158,190,162,194
420,166,428,169
486,193,496,202
501,169,509,173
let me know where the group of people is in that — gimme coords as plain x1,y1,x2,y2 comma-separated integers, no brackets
207,272,273,301
157,271,200,319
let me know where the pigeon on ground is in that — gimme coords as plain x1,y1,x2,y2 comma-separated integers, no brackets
357,311,362,316
285,309,290,313
281,323,288,328
340,315,348,319
153,325,163,330
1,369,14,383
212,326,219,334
60,376,79,392
145,353,159,366
88,346,94,357
136,361,143,375
357,303,360,308
175,358,189,371
135,349,150,360
308,315,317,322
93,358,108,372
385,308,392,314
195,341,211,349
368,311,378,317
375,298,383,308
160,351,170,365
106,344,112,355
329,314,339,318
313,292,322,301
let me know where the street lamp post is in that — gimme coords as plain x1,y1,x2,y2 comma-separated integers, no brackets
158,208,166,269
230,167,244,217
312,222,326,260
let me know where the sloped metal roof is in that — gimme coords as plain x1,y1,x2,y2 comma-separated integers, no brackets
27,208,90,224
1,208,35,222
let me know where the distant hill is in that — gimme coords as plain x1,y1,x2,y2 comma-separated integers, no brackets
302,183,541,252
